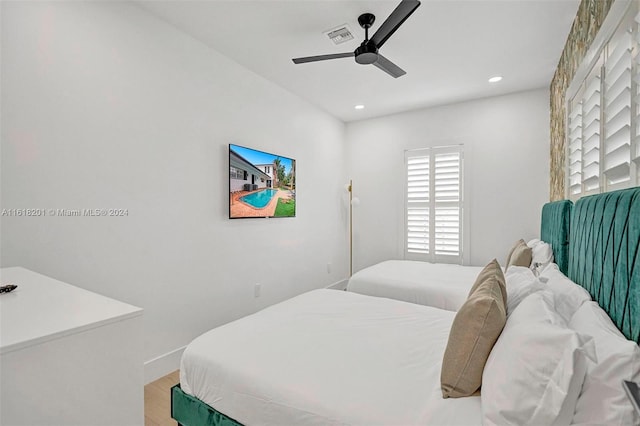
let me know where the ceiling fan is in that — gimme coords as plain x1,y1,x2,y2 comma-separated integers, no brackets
292,0,421,78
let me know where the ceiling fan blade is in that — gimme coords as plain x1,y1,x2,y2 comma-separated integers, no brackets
370,0,421,49
373,54,406,78
292,52,354,64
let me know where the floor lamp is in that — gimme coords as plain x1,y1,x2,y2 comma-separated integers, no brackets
347,180,353,277
346,180,360,277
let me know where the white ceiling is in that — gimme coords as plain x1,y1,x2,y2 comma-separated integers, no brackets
137,0,580,122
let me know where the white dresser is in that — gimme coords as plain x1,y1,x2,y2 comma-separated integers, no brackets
0,267,144,426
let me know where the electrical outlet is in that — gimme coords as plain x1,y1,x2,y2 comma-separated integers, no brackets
254,283,261,298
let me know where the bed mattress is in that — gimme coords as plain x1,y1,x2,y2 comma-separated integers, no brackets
347,260,484,311
180,289,481,426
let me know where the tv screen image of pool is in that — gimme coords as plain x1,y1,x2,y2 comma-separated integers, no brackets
229,144,296,219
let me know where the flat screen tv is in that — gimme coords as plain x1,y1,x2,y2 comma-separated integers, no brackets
229,144,296,219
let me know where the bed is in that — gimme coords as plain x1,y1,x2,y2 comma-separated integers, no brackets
345,261,484,311
346,199,573,310
172,188,640,426
176,290,480,426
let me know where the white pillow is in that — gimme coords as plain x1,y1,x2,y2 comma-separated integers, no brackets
527,239,554,275
569,302,640,426
539,263,591,323
482,292,596,426
504,266,547,316
504,290,562,326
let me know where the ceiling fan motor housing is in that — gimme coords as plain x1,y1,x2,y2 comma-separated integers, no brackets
355,43,379,64
355,12,378,64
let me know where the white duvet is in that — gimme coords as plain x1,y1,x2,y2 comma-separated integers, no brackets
347,260,484,311
181,289,481,426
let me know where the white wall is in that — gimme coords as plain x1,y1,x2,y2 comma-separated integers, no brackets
346,88,550,270
0,1,348,381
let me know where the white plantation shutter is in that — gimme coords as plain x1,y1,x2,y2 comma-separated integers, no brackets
566,3,640,199
603,26,632,187
433,152,461,257
582,66,602,194
406,155,430,254
405,146,463,264
568,97,583,198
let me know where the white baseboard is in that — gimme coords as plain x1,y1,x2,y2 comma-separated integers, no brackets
144,346,186,384
326,279,349,291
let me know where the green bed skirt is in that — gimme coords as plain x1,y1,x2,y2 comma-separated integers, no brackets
171,384,244,426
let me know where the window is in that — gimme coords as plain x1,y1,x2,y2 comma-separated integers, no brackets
405,145,463,264
230,166,243,180
565,3,640,200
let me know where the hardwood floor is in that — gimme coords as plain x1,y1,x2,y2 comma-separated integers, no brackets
145,370,180,426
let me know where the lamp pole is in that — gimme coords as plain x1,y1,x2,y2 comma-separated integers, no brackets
348,179,353,277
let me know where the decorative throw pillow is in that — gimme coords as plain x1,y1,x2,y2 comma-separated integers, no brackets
441,260,507,398
468,259,507,310
505,239,532,271
504,239,520,267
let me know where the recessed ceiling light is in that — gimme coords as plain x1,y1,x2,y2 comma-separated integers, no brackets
354,104,365,110
488,76,503,83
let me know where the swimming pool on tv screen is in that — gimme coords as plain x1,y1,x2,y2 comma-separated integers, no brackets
239,189,279,209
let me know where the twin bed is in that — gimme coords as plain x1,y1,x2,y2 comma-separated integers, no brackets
346,199,572,312
172,188,640,426
346,261,485,311
177,290,479,425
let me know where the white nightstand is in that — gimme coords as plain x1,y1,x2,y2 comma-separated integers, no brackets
0,267,144,425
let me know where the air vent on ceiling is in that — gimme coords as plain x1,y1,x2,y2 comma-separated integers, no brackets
324,24,354,45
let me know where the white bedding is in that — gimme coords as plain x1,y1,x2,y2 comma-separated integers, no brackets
180,289,481,426
347,260,484,311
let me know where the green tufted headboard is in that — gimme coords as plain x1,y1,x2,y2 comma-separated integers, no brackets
567,187,640,344
541,200,573,275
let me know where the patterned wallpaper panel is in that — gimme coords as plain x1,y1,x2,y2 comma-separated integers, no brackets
550,0,614,201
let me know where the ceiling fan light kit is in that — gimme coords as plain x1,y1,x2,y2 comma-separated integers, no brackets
292,0,421,78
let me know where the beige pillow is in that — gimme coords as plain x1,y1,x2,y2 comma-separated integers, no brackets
468,259,506,309
441,261,507,398
504,239,524,265
505,239,532,271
